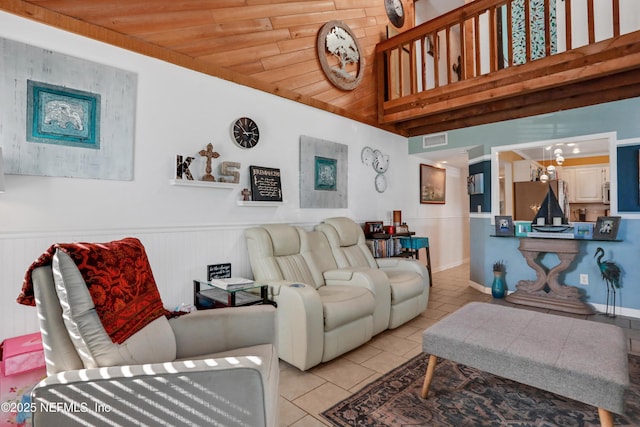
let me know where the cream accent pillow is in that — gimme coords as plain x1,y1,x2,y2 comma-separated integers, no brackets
52,249,177,367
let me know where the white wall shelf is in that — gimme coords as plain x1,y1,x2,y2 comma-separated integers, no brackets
236,200,285,207
169,179,238,189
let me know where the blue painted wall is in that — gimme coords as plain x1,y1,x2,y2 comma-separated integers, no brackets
617,144,640,212
411,97,640,313
468,161,491,212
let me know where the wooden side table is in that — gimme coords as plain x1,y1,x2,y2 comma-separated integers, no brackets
505,238,593,314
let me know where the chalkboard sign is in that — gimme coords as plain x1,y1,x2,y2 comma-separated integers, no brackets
249,166,283,202
207,263,231,281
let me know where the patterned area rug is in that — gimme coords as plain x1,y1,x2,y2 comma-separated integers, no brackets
322,353,639,427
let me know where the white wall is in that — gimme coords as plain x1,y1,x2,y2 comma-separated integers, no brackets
0,11,469,341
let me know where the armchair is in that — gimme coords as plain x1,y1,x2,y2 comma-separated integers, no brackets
28,245,279,427
317,217,430,329
245,224,382,370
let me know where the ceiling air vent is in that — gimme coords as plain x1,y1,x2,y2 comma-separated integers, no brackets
422,132,448,149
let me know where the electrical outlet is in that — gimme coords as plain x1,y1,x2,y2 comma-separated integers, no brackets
580,274,589,285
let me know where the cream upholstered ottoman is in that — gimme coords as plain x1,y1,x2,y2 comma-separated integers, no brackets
421,302,629,427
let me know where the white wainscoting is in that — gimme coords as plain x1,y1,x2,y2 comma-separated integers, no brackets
0,223,316,341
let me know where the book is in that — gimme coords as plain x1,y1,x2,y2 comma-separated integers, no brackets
208,277,254,290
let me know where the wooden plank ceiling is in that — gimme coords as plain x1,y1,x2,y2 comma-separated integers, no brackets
2,0,414,133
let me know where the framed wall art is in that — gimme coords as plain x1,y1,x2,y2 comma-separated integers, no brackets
300,135,348,208
26,80,100,149
593,216,621,240
420,164,446,204
494,216,515,236
0,37,136,181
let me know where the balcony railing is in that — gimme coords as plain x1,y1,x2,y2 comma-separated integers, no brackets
376,0,640,136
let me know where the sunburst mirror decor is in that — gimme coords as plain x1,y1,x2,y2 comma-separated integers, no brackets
317,21,364,91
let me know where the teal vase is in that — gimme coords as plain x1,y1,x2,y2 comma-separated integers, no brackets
491,272,506,298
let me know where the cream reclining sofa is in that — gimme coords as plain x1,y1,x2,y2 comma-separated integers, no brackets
317,217,430,329
246,218,429,370
245,224,391,371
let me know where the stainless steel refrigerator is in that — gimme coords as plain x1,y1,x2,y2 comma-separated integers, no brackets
513,180,568,221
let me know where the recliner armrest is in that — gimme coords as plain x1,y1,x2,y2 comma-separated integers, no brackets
169,305,276,359
32,357,272,427
323,267,390,294
269,281,324,371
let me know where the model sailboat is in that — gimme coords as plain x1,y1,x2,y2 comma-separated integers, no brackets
532,184,570,230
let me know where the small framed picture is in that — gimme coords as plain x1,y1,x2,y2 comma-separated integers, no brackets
572,222,594,240
514,221,531,237
494,216,514,236
364,221,384,237
593,216,621,240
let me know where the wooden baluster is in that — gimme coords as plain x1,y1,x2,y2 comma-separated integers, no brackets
463,16,475,78
612,0,620,37
434,32,440,88
459,20,465,80
544,0,551,56
421,37,427,91
398,45,404,96
587,0,595,44
446,26,452,84
410,41,417,94
565,0,572,51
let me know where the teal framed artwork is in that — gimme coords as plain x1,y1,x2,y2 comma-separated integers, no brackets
314,156,337,191
26,80,100,149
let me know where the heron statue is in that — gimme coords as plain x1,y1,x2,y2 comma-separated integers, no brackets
594,247,621,317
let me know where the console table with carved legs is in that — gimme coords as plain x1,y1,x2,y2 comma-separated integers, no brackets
505,238,594,314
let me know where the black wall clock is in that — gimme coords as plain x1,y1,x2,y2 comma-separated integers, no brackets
385,0,405,28
232,117,260,149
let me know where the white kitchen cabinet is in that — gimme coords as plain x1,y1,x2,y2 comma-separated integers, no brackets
562,165,609,203
513,160,542,182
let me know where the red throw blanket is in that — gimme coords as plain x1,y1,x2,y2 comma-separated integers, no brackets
18,237,176,344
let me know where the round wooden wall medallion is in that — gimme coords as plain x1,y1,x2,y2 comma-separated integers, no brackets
316,21,364,91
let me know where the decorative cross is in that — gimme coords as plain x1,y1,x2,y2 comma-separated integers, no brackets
241,188,252,201
199,143,220,182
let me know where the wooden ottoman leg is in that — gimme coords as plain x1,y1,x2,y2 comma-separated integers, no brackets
421,355,438,398
598,408,614,427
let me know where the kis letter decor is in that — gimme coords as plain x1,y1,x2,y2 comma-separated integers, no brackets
175,143,240,183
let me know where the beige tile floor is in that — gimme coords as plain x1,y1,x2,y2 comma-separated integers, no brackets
277,263,640,427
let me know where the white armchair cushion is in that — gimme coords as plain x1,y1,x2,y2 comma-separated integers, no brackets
52,250,177,368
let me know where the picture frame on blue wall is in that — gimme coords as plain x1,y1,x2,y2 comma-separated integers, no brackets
467,172,484,195
514,221,531,237
494,216,514,236
572,222,594,240
593,216,621,240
